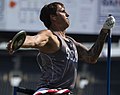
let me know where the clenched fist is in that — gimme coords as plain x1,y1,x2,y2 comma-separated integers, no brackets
103,15,115,29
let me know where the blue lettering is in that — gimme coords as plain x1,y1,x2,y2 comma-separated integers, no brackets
102,0,120,6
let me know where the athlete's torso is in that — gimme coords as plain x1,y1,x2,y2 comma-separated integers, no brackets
37,34,78,89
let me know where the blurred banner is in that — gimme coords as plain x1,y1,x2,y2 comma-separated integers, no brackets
0,0,120,34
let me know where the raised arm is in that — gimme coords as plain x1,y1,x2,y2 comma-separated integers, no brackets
75,29,108,63
75,15,115,63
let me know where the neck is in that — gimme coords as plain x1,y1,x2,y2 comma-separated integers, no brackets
50,28,66,37
56,31,66,37
50,23,67,32
50,28,69,41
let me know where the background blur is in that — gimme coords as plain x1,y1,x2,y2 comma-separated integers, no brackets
0,0,120,95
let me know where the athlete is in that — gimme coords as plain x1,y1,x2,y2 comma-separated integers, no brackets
7,2,115,95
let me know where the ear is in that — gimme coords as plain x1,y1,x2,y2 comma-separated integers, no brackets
50,15,56,21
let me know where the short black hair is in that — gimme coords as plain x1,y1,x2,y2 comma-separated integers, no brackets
40,2,64,29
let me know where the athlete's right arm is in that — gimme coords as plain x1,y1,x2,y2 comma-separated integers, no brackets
21,30,52,49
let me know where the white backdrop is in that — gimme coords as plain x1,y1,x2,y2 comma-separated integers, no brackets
0,0,120,34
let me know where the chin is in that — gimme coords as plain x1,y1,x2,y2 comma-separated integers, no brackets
64,24,69,29
63,22,70,29
66,23,70,28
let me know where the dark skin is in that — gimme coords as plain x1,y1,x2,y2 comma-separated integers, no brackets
7,4,109,64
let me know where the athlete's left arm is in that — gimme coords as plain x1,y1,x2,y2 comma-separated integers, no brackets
74,29,108,64
75,15,115,64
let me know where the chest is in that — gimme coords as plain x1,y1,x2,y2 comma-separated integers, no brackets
63,40,78,62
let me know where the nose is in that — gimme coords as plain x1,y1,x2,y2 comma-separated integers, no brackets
66,12,69,17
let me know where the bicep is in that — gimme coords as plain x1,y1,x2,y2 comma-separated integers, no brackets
75,42,95,63
34,32,50,47
22,30,50,48
75,42,89,57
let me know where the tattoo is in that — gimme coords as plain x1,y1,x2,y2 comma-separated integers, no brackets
89,29,108,62
77,29,109,63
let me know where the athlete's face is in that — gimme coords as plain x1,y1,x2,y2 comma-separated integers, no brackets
54,4,70,30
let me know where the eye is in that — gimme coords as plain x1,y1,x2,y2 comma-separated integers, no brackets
61,10,65,13
58,9,65,13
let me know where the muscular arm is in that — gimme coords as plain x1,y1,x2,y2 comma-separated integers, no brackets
75,29,109,63
7,29,60,54
21,30,52,48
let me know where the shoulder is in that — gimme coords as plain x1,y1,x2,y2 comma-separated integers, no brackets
67,36,75,41
37,29,52,35
66,36,77,44
37,29,57,39
67,36,87,48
